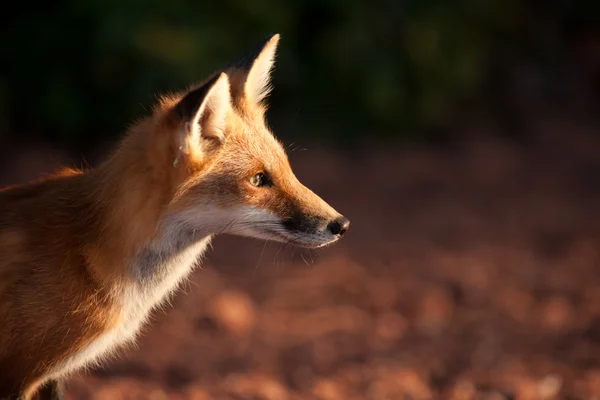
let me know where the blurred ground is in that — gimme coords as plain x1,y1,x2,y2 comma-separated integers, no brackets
2,117,600,399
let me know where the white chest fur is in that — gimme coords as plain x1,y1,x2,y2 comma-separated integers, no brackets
124,234,213,332
50,231,213,379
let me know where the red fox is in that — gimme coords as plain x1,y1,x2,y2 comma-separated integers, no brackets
0,34,349,399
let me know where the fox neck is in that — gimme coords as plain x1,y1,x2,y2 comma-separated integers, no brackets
86,120,211,289
133,217,214,284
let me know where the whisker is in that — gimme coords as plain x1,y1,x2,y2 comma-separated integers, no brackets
309,248,316,265
273,242,285,270
281,239,294,269
300,252,310,267
218,219,237,235
254,239,269,275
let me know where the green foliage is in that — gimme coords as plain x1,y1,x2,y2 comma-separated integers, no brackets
0,0,579,145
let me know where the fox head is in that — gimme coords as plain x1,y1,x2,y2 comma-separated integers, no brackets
144,34,348,249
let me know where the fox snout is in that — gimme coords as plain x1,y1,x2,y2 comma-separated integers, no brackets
271,181,349,248
282,214,350,242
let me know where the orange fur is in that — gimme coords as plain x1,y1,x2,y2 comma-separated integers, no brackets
0,34,348,399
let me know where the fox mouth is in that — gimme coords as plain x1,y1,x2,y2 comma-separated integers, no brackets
261,226,340,249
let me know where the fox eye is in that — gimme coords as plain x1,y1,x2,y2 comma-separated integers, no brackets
249,172,269,187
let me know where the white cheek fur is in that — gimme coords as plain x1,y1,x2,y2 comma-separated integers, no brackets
173,203,338,248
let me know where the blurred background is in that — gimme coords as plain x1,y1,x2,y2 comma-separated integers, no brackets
2,1,600,399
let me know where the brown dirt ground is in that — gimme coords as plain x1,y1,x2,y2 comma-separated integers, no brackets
2,118,600,399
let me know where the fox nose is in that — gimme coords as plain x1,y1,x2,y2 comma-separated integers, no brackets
328,216,350,237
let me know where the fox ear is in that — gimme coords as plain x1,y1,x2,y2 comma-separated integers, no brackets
226,33,280,106
173,72,231,156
